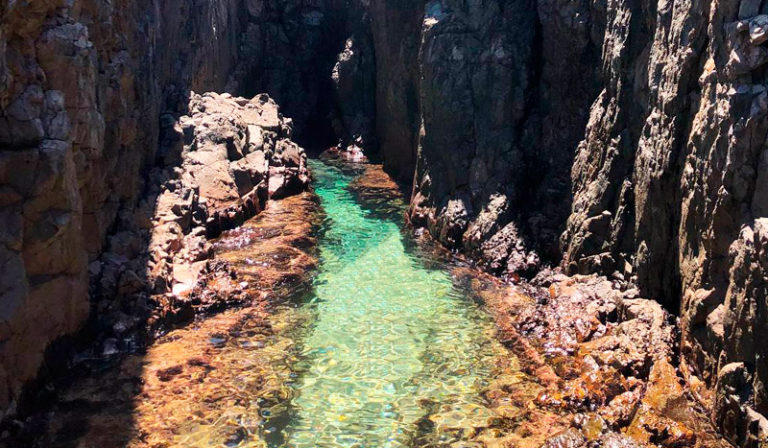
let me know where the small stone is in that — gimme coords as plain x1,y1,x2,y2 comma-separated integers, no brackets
749,15,768,45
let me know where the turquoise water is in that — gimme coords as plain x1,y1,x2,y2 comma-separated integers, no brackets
279,161,503,447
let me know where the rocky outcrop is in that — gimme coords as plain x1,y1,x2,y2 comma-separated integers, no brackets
128,91,308,312
560,2,768,446
711,219,768,447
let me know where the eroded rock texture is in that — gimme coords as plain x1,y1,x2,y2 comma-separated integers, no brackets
561,2,768,445
410,0,540,279
0,0,313,419
409,0,604,279
4,0,768,444
0,0,252,417
137,91,308,313
404,0,768,445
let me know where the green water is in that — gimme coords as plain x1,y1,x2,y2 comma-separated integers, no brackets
279,161,503,447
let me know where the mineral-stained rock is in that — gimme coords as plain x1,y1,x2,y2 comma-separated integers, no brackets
540,428,587,448
4,0,768,444
477,272,728,448
626,359,697,447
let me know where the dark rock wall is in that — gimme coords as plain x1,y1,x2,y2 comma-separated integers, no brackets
331,5,377,150
410,0,540,277
410,0,603,278
230,0,351,147
403,0,768,444
368,0,425,181
0,0,247,416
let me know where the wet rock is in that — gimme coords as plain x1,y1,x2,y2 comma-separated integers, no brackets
472,272,726,448
602,390,642,428
599,432,645,448
626,359,696,447
540,428,587,448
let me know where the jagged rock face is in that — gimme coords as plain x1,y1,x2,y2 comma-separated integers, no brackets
561,0,706,306
3,0,768,444
561,2,768,445
409,0,602,279
678,5,768,421
713,220,768,446
410,0,538,279
404,0,768,444
368,0,425,181
84,93,309,360
144,92,308,298
0,0,249,416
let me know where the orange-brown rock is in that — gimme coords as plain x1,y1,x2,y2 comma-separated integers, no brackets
0,182,321,448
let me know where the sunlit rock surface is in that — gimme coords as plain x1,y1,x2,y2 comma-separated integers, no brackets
0,190,321,448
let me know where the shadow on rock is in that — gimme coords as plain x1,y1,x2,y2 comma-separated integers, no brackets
0,92,317,448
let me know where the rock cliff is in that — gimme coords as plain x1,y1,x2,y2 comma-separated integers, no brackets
409,0,604,277
0,0,251,417
404,0,768,445
0,0,313,418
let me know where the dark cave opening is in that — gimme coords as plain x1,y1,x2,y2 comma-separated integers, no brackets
234,3,368,156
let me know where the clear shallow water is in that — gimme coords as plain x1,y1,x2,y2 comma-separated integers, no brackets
278,161,504,447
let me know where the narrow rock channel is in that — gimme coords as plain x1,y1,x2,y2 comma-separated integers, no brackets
278,160,506,447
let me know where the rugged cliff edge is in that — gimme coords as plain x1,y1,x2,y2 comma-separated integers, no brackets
0,0,250,417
